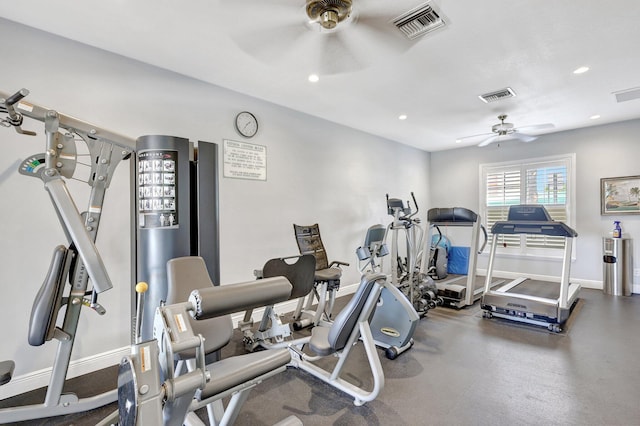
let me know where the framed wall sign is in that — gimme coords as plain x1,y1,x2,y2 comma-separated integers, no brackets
223,139,267,181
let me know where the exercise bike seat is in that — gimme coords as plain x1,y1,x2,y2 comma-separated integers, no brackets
262,255,316,300
28,246,73,347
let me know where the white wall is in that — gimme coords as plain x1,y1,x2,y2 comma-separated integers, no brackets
0,18,430,397
430,119,640,289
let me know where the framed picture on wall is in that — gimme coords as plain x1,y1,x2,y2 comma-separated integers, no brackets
601,175,640,215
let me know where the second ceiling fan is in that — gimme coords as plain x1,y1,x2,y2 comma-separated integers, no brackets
457,114,554,147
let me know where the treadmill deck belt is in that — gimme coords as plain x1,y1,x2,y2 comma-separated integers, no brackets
504,279,560,299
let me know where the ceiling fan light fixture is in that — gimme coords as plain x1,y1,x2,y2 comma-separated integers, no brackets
320,10,339,29
306,0,352,30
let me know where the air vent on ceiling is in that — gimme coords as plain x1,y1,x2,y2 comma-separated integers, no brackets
613,87,640,103
393,2,446,40
478,87,517,103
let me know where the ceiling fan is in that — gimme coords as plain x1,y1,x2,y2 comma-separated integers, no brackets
222,0,437,75
457,114,555,147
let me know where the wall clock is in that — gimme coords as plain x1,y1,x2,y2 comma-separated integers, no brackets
234,111,258,138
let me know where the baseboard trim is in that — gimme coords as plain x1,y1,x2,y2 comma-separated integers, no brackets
0,346,129,400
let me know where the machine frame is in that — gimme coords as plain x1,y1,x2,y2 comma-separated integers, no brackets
481,205,580,332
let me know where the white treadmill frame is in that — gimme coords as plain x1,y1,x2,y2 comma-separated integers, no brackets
481,224,580,332
426,209,502,308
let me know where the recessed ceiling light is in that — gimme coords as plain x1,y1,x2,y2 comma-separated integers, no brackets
590,114,601,120
573,66,590,74
398,114,407,120
308,74,319,83
455,139,462,144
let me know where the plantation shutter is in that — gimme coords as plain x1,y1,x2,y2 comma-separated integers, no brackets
481,155,572,253
486,168,521,248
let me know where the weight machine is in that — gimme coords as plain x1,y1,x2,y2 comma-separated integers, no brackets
97,258,298,426
0,88,135,422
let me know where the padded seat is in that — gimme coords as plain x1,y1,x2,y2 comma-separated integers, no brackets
307,327,333,356
314,267,342,282
167,257,233,359
197,349,291,400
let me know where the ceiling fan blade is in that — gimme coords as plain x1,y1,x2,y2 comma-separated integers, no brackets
312,30,368,75
223,1,310,64
456,132,493,143
512,132,538,143
231,22,309,64
478,135,500,147
351,11,418,59
516,123,555,132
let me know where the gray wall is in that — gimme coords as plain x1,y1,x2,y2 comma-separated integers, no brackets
0,18,430,396
430,119,640,287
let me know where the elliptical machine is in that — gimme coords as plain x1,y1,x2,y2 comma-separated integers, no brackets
356,225,419,359
385,193,442,316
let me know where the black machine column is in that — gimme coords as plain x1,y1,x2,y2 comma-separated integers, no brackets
133,135,219,341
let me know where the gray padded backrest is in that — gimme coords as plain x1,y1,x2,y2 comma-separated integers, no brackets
166,257,233,356
327,274,377,352
28,246,71,346
262,255,315,300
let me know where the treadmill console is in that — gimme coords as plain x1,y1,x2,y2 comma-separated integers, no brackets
493,205,577,238
506,205,552,221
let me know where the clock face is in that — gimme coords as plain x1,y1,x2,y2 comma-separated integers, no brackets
235,111,258,138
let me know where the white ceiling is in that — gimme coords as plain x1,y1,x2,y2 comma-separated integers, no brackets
2,0,640,152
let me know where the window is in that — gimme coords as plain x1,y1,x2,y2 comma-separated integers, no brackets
479,154,575,256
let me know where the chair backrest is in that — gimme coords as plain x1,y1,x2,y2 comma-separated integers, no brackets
262,255,316,300
327,273,383,352
293,224,329,270
166,257,233,357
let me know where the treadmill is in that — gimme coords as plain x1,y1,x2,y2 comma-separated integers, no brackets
426,207,504,308
481,205,580,332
